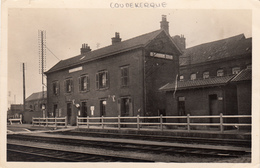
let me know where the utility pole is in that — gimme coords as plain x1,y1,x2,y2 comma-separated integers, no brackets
23,63,25,112
38,30,46,117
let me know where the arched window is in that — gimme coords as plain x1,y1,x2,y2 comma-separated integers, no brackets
203,71,209,79
217,69,224,77
232,67,240,74
190,73,196,80
179,75,184,81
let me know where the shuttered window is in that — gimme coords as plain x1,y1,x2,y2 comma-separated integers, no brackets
52,81,59,95
96,70,109,90
121,66,129,87
79,75,89,92
64,78,73,93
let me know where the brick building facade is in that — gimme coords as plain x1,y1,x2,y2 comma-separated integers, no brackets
45,16,181,125
160,34,252,124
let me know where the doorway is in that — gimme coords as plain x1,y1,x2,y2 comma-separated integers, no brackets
67,102,72,125
209,94,218,123
121,98,130,117
81,102,88,117
100,100,106,117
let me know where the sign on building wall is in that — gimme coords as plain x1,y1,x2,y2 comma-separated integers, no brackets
69,66,83,73
90,106,95,116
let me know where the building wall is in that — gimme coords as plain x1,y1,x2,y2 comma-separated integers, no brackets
47,49,144,125
165,87,224,117
145,54,177,116
180,55,251,81
236,81,251,125
25,99,47,112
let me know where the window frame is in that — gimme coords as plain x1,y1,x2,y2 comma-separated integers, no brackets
190,73,196,80
78,74,89,92
52,81,60,95
96,70,109,90
203,71,209,79
64,78,73,93
120,66,129,87
217,69,224,77
179,75,184,81
232,67,241,74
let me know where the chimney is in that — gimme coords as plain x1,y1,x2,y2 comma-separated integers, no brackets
111,32,121,45
80,43,91,54
172,35,186,51
160,15,169,34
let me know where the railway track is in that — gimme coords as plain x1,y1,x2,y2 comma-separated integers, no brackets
7,133,250,162
51,129,251,148
7,143,152,162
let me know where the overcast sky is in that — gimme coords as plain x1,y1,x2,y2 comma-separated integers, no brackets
7,9,252,104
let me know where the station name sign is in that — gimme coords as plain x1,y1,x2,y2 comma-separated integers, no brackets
69,66,83,73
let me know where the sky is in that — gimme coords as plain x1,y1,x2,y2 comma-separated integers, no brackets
7,8,252,105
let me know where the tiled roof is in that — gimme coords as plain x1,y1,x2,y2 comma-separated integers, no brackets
160,75,235,91
231,68,252,82
180,34,252,66
26,91,47,101
46,29,170,73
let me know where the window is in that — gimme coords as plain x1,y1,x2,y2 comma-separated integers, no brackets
121,66,129,87
52,81,59,95
217,69,224,77
179,75,184,81
203,71,209,79
79,75,89,92
96,70,109,89
64,78,73,93
232,67,240,74
190,73,196,80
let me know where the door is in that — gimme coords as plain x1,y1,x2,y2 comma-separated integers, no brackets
53,104,58,117
209,94,218,123
100,100,106,117
81,102,88,117
67,102,72,125
121,98,130,117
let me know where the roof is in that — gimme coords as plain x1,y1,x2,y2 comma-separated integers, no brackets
46,29,172,74
160,75,235,91
231,68,252,82
26,91,47,101
180,34,252,66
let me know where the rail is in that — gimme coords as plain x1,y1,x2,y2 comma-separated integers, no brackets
32,117,67,128
77,113,251,133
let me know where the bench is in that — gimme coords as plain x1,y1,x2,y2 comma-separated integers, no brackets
9,118,22,125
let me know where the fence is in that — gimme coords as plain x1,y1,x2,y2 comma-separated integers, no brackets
77,113,251,133
32,117,67,129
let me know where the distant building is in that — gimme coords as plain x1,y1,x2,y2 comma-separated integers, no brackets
160,34,252,125
45,16,182,125
25,91,47,112
7,104,23,118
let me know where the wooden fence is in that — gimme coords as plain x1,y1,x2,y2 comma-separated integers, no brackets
32,117,67,129
77,113,251,133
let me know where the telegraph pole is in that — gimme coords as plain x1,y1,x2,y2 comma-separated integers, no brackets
38,30,46,117
23,63,26,112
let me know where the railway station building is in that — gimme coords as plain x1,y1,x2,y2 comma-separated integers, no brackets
160,34,252,124
45,16,182,125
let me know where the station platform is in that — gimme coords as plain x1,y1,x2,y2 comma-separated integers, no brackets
7,123,251,140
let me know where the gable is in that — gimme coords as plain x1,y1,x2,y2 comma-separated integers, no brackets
146,30,182,56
